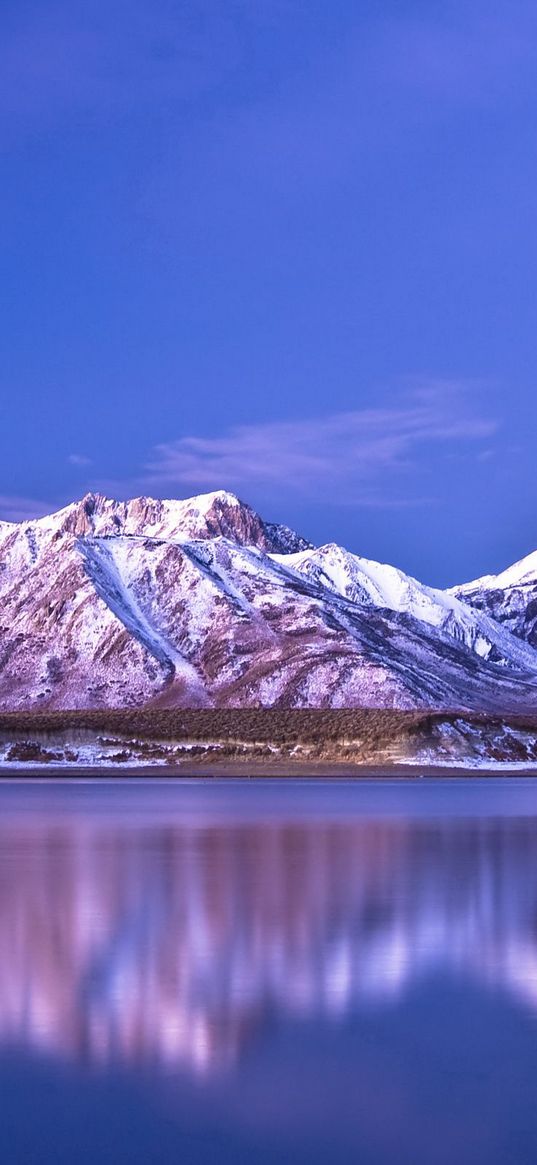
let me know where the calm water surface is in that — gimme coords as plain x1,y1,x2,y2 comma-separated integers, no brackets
2,777,537,1164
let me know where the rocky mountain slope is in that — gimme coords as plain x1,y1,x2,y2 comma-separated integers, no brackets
1,490,537,712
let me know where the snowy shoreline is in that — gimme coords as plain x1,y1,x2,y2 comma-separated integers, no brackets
1,708,537,774
2,740,537,775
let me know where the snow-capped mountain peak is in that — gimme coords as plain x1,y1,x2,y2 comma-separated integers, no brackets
1,490,537,711
451,545,537,649
455,548,537,593
2,490,310,555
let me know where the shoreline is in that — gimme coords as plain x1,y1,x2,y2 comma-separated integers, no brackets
3,760,537,780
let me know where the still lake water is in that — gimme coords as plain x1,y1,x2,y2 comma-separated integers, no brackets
2,777,537,1164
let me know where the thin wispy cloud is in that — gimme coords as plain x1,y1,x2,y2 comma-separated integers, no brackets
139,381,497,508
0,383,498,526
67,453,93,467
0,495,57,523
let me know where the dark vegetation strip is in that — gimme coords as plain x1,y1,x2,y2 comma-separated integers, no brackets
1,708,537,747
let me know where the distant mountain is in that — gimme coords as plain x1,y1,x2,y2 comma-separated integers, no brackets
1,490,537,712
451,551,537,648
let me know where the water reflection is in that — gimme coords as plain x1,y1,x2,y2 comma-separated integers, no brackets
2,791,537,1076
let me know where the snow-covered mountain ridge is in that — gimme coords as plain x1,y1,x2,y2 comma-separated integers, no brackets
1,490,537,711
450,549,537,648
273,543,537,670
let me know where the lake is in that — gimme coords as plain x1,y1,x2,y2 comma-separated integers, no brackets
2,776,537,1164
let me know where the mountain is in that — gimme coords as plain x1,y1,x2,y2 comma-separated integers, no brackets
1,490,537,712
275,543,537,668
0,489,309,555
451,551,537,647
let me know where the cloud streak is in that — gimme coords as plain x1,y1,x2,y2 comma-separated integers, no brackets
140,381,497,508
0,382,498,524
68,453,93,467
0,495,58,523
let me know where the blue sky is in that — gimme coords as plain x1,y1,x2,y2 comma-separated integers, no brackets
2,0,537,585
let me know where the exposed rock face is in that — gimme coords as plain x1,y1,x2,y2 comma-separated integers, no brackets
50,490,311,553
1,490,537,711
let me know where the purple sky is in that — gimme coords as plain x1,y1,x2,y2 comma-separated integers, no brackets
2,0,537,584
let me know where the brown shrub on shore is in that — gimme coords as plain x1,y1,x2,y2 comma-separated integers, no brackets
1,707,537,754
6,741,63,763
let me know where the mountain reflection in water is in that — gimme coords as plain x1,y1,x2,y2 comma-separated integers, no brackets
2,786,537,1077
